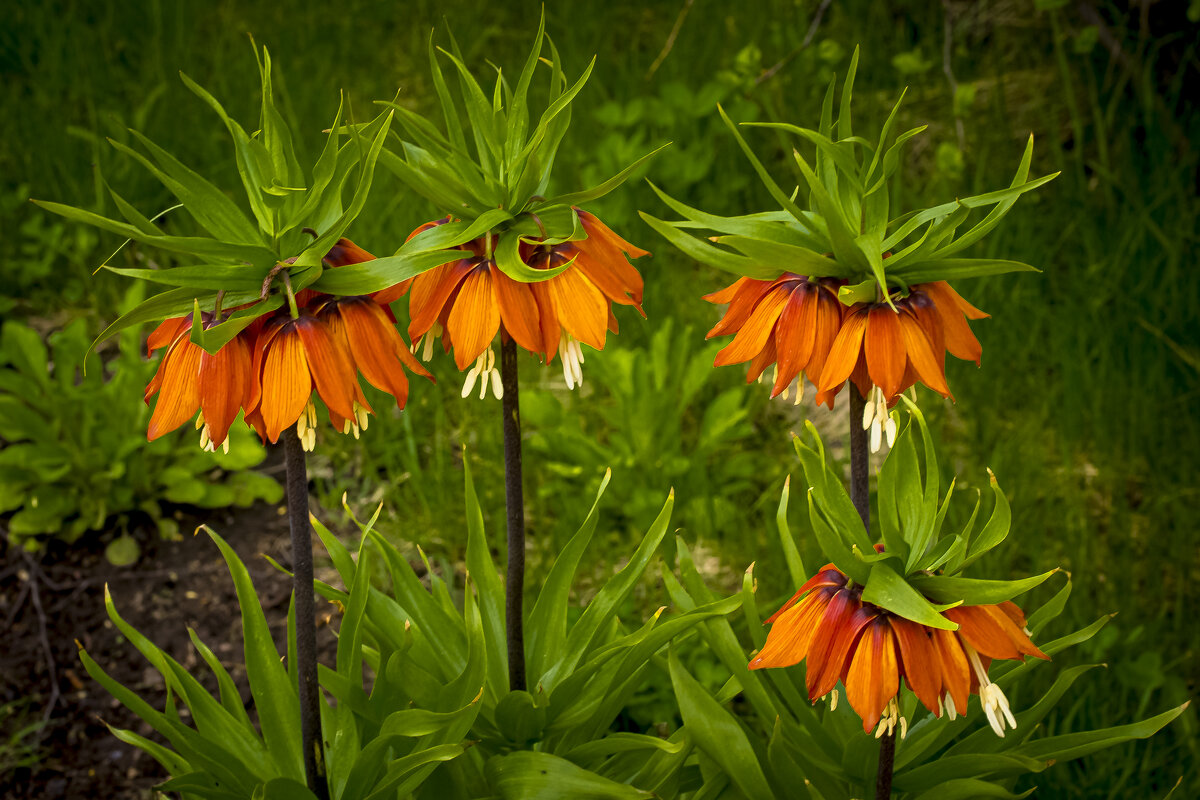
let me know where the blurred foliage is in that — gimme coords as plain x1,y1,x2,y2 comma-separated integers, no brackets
0,285,282,557
2,0,1198,795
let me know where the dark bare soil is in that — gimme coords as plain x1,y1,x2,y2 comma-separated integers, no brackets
1,501,340,800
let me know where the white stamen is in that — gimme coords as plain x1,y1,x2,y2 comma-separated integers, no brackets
297,401,318,451
559,333,585,390
864,386,893,454
964,643,1017,737
794,378,805,406
874,697,904,739
829,688,838,711
462,345,503,400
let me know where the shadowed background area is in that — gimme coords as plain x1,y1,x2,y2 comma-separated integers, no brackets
1,0,1197,797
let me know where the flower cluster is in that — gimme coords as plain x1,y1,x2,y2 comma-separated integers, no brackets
750,562,1046,738
144,240,429,452
706,277,987,450
406,209,648,398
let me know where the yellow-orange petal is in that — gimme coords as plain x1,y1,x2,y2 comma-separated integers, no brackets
706,279,774,339
147,338,202,440
764,565,843,624
924,282,984,364
750,589,829,670
713,286,790,367
845,619,900,732
577,208,650,259
447,265,502,369
804,289,843,389
147,317,188,357
327,300,415,407
259,328,312,443
408,259,473,340
865,306,907,399
703,276,753,306
546,265,608,350
772,285,815,396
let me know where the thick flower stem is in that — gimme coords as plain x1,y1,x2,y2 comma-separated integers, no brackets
282,428,329,800
500,337,527,692
849,386,895,799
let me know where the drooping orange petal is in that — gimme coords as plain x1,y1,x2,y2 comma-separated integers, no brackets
898,312,952,398
447,265,502,369
865,306,907,399
294,316,358,422
772,285,813,396
805,288,843,388
706,279,774,339
408,259,474,340
806,592,872,700
259,327,312,443
703,276,753,306
892,618,943,715
197,336,250,445
749,589,830,670
980,604,1048,660
326,300,413,408
764,564,844,624
943,606,1022,661
577,208,650,260
147,317,188,357
746,335,777,384
546,265,608,350
818,308,868,392
573,247,640,309
147,339,202,440
936,280,988,319
845,619,900,732
713,286,790,367
493,269,544,355
931,628,970,714
923,282,984,364
530,280,562,358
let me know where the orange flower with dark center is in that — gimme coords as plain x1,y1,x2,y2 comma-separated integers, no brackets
404,210,648,395
244,311,370,450
817,281,988,451
144,315,254,452
749,563,1047,737
704,274,845,407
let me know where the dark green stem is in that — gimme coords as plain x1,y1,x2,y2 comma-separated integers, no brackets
849,387,894,799
500,338,527,691
282,427,329,800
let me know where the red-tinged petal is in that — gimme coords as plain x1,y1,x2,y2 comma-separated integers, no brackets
750,589,830,670
943,606,1022,661
447,265,502,369
371,280,411,306
932,628,971,714
547,266,608,350
706,279,774,339
764,565,844,623
245,317,287,415
713,286,790,367
898,312,952,398
147,317,188,357
818,308,869,391
998,601,1027,630
845,620,900,732
147,339,202,440
408,259,474,339
893,618,943,714
530,280,562,358
294,316,358,422
805,289,843,388
806,592,873,700
325,300,412,408
815,386,841,408
607,305,619,335
865,306,907,399
197,337,250,445
259,328,312,443
772,285,814,396
493,269,544,355
323,238,375,267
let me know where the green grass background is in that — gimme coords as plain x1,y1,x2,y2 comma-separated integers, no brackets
2,0,1197,796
